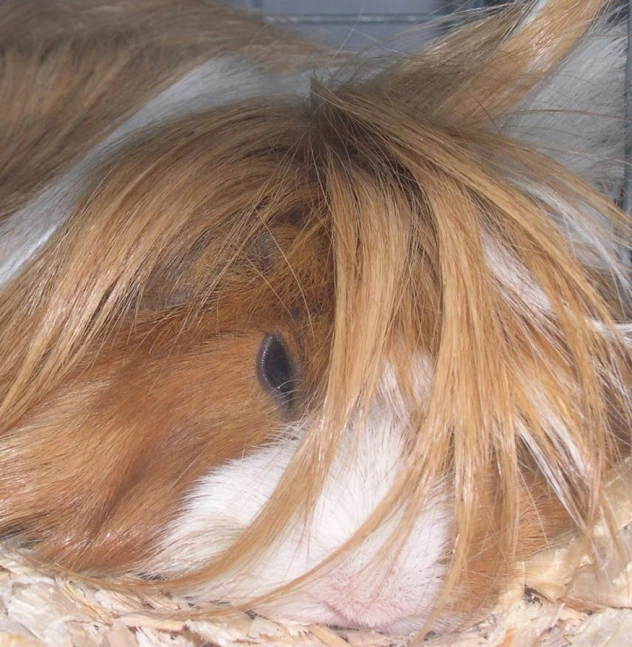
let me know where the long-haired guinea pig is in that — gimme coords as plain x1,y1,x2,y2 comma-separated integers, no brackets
0,0,630,635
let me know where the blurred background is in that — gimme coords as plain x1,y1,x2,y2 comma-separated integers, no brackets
218,0,510,51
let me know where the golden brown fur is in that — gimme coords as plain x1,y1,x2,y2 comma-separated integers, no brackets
0,0,323,218
0,0,629,635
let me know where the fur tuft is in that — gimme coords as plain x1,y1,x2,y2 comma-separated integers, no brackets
0,0,629,636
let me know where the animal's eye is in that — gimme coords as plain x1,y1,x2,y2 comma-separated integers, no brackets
258,334,296,408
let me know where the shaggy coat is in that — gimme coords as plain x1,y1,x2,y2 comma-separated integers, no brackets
0,0,629,634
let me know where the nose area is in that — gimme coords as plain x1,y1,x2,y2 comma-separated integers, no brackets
310,508,450,631
255,502,451,633
153,381,452,633
321,560,429,630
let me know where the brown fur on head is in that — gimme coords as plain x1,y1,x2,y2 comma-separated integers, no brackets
0,0,629,635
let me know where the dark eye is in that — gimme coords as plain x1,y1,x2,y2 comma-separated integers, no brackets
257,334,296,408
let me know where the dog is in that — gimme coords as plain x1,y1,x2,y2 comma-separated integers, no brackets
0,0,629,635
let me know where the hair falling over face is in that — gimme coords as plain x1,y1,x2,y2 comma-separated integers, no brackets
0,0,630,636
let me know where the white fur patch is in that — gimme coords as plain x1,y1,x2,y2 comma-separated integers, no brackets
154,371,451,633
504,24,627,271
504,25,625,193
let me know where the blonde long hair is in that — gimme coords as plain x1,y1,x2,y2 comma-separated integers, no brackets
0,0,629,630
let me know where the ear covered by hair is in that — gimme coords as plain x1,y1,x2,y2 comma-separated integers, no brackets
0,0,629,636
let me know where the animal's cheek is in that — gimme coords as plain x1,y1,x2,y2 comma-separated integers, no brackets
148,415,454,633
74,335,291,570
0,331,291,573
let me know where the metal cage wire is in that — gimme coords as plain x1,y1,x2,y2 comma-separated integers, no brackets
252,0,511,51
624,0,632,220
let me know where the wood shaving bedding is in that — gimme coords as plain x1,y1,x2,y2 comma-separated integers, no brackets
0,461,630,647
